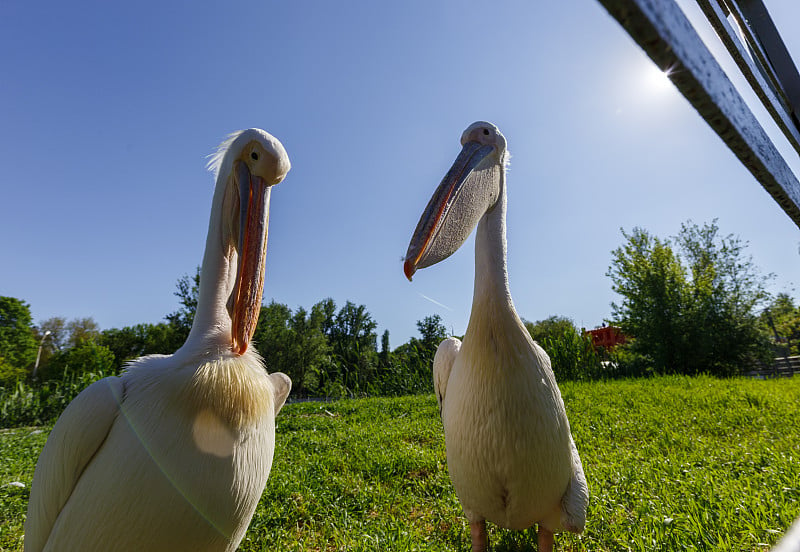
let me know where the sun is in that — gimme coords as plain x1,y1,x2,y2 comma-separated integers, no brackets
641,61,675,95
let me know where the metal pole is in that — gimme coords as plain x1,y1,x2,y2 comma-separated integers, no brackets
32,330,51,380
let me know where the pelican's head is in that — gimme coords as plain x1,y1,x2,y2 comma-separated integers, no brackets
403,121,507,281
209,129,290,355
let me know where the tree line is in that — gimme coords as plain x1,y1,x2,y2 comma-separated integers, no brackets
0,280,449,399
2,220,797,401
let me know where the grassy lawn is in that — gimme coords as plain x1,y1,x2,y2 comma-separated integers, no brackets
1,376,799,551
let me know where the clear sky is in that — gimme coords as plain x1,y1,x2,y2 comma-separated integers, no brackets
2,0,799,348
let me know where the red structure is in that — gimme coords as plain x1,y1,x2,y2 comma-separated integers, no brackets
585,325,627,350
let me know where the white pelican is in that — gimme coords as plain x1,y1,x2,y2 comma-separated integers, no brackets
404,122,588,552
25,129,292,552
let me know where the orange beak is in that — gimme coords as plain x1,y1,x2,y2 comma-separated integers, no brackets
403,141,495,281
230,160,271,355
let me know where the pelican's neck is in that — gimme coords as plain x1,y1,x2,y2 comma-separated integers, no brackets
465,181,524,341
180,174,239,357
474,186,512,308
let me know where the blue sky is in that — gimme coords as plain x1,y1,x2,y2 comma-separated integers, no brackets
2,0,799,348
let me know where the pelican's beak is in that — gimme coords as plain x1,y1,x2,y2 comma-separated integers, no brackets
230,160,271,355
404,140,499,281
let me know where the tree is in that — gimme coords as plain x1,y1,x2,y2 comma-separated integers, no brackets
30,317,67,375
252,300,335,397
284,307,332,396
332,302,378,351
387,315,447,395
65,317,101,348
25,316,101,379
413,314,447,377
166,267,201,341
38,316,68,351
416,314,447,349
314,298,338,339
329,301,378,393
607,221,771,376
674,220,772,374
0,297,38,382
253,301,292,376
379,330,391,365
608,227,687,373
100,323,181,370
0,356,21,386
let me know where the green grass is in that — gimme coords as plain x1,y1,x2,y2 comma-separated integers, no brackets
2,376,799,551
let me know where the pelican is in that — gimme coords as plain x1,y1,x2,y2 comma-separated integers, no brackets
24,129,292,551
404,121,588,552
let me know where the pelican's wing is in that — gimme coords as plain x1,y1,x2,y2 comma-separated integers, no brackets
433,337,461,416
269,372,291,415
24,376,124,552
560,434,589,533
772,516,800,552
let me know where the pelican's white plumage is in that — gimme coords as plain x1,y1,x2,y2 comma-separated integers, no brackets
25,129,292,552
405,122,588,552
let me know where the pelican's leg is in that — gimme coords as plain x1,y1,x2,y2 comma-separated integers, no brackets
469,519,487,552
537,526,554,552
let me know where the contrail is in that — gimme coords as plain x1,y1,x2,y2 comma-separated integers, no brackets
418,293,453,311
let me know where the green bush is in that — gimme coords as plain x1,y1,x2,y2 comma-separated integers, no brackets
0,367,114,427
0,340,118,427
605,342,653,379
540,330,602,381
526,316,603,381
41,340,115,381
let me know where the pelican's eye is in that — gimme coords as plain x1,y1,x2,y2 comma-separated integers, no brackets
482,129,490,136
251,151,259,161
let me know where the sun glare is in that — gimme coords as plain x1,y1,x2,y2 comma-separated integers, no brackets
642,62,675,95
617,58,680,117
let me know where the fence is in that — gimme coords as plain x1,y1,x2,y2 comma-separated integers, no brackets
744,355,800,379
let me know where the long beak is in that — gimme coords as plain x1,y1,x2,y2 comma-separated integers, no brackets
404,141,495,281
230,160,271,355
